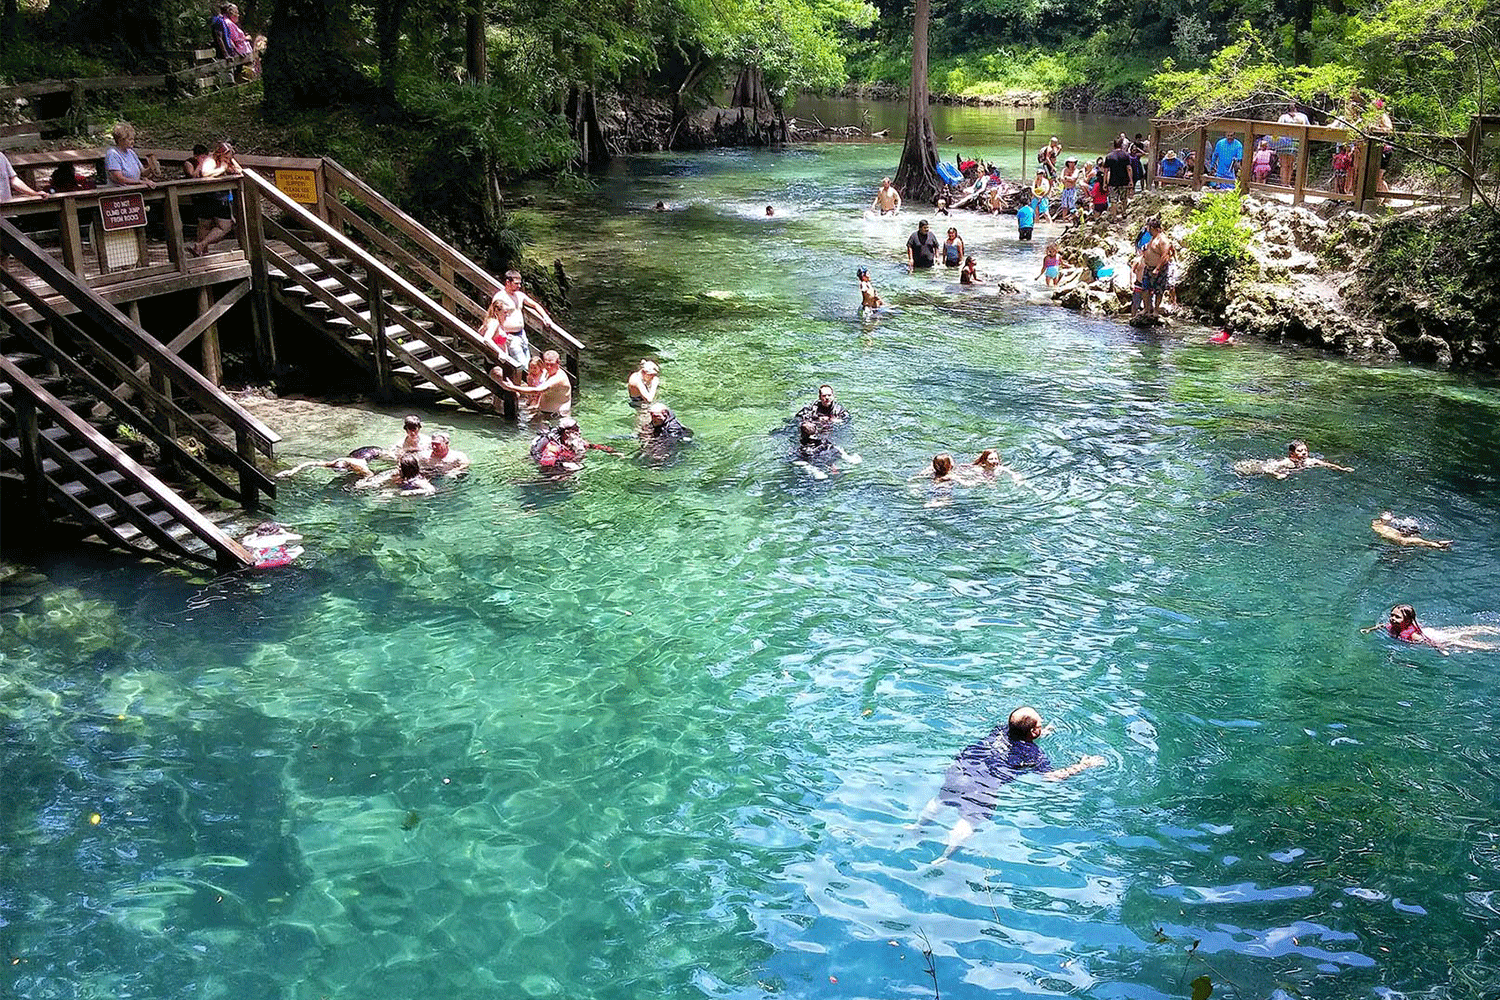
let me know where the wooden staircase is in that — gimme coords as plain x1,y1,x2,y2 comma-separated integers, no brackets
246,166,583,416
1,219,278,571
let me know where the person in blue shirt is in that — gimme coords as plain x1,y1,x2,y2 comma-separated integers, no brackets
1031,194,1050,223
1159,149,1183,178
105,122,155,189
911,706,1107,861
1016,201,1035,241
1208,131,1243,189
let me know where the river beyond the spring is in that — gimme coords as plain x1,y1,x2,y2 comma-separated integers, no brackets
4,109,1500,999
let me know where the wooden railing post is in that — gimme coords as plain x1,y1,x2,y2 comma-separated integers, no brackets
236,427,259,510
198,285,223,384
14,394,48,516
1194,128,1207,191
367,269,392,401
240,180,278,375
1293,124,1310,205
1239,127,1254,194
59,196,85,275
1149,124,1160,189
439,261,456,314
1461,119,1481,208
1358,137,1381,212
164,186,188,271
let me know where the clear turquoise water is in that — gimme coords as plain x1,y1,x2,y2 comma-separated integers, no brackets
5,113,1500,999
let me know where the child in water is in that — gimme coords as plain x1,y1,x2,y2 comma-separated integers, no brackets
959,256,980,285
1371,511,1453,549
1362,605,1500,653
857,267,884,310
1037,243,1062,286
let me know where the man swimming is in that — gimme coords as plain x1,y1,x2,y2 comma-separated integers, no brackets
857,268,884,310
355,455,436,496
911,706,1106,862
872,177,902,215
1238,439,1354,479
1371,511,1452,549
791,421,861,481
478,269,572,375
795,384,850,424
421,432,470,476
502,349,572,420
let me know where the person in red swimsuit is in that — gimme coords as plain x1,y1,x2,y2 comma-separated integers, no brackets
1363,605,1500,654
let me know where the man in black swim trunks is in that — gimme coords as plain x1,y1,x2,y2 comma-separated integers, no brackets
911,706,1106,861
795,384,849,424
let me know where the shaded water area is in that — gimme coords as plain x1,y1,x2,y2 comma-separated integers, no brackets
5,116,1500,999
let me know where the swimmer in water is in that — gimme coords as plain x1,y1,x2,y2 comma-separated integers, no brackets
355,455,436,496
961,448,1024,485
641,403,693,441
765,205,775,216
792,421,861,481
1371,511,1452,549
929,453,955,482
392,414,430,459
1361,604,1500,653
872,177,902,215
959,255,980,286
276,451,375,480
910,706,1106,862
627,359,661,406
240,521,304,567
795,384,850,424
532,417,618,472
1238,439,1354,479
857,267,884,310
421,432,470,476
653,201,666,212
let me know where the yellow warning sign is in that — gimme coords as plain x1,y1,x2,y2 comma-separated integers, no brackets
275,169,319,205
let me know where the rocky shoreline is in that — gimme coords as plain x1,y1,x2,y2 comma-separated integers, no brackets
1049,192,1497,369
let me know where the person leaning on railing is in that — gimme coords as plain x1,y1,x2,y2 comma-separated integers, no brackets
106,123,157,190
1,151,48,203
184,140,243,257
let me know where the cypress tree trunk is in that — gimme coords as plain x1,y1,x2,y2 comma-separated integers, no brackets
731,66,770,110
466,4,487,84
893,0,941,202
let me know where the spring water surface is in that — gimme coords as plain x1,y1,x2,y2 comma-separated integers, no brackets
4,121,1500,999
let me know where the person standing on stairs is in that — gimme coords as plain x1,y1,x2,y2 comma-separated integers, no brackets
478,269,572,374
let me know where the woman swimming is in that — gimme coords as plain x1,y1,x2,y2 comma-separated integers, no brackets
959,448,1024,485
1362,604,1500,653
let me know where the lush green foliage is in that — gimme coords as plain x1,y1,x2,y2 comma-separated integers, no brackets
1184,189,1254,282
847,34,1161,97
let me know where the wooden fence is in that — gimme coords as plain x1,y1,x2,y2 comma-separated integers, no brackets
1148,116,1485,211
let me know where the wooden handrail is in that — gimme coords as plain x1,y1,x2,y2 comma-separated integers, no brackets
0,218,280,456
321,157,587,353
0,278,274,502
0,354,252,569
244,167,515,398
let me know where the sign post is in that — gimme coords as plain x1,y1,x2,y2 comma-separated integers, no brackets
1016,118,1035,181
1014,121,1038,183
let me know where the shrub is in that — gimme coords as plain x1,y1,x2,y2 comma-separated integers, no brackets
1185,188,1253,282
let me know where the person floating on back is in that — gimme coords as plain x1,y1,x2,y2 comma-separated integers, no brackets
911,706,1107,862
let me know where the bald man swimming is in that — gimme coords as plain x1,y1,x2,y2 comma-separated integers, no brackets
912,706,1106,862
